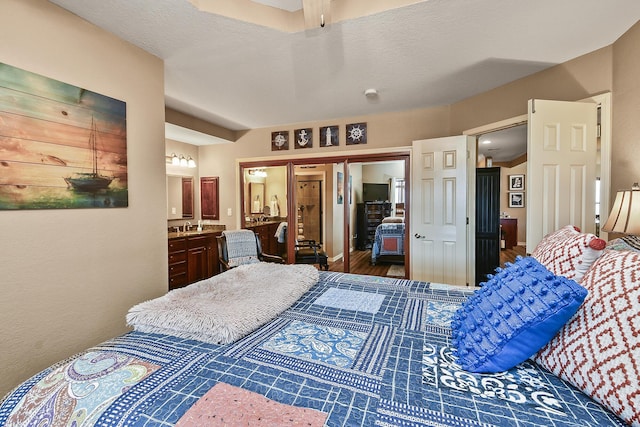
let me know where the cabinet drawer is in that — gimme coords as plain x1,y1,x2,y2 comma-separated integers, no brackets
169,260,187,275
187,235,210,249
168,238,187,252
169,252,186,264
169,272,188,290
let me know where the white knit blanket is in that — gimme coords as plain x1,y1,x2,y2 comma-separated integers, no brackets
126,263,319,344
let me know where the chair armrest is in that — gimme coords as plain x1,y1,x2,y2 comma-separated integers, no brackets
219,258,232,271
260,253,285,264
296,239,321,249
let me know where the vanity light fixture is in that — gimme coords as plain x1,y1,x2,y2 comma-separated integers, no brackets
167,153,197,168
248,168,267,178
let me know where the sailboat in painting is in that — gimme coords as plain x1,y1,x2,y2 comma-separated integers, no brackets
64,117,113,192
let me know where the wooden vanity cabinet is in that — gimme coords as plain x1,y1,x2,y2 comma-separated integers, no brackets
249,222,283,256
500,218,518,250
186,235,209,285
168,238,188,289
168,231,221,290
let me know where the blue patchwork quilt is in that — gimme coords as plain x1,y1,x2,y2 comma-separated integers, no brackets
372,223,405,265
0,272,626,426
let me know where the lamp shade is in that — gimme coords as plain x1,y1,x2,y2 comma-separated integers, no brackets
602,183,640,235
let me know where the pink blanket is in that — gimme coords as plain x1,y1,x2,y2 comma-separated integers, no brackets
176,382,328,426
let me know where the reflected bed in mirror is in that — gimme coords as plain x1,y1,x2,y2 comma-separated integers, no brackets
167,175,194,219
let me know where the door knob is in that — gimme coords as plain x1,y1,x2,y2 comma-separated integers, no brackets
414,233,424,239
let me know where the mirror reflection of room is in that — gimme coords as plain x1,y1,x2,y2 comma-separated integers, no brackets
349,160,406,277
244,166,287,222
238,160,406,279
166,175,194,220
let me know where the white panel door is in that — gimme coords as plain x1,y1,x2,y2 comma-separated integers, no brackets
411,136,473,286
527,99,597,254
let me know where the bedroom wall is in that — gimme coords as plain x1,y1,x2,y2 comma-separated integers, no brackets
450,19,640,208
0,0,167,396
612,20,640,197
448,46,613,134
200,46,618,233
198,106,451,230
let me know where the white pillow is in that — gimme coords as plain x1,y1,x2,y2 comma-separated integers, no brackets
381,216,404,224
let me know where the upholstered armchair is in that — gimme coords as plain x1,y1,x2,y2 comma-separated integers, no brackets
217,229,284,272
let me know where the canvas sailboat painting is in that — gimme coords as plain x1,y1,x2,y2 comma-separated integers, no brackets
0,62,127,210
63,117,114,192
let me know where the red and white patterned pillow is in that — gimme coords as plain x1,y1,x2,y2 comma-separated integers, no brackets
531,225,606,282
532,249,640,426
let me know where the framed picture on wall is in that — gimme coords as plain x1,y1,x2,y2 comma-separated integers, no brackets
337,172,344,204
0,62,128,210
509,174,525,191
294,128,312,149
509,192,524,208
319,125,338,147
346,122,367,145
271,131,289,151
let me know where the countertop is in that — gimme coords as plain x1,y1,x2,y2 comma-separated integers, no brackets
245,219,284,227
168,226,226,240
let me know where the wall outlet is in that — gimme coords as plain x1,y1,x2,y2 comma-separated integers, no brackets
171,207,177,215
227,208,233,216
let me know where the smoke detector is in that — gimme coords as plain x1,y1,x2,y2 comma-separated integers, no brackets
364,88,378,98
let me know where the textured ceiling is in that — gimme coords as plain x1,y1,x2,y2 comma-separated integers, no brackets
49,0,640,134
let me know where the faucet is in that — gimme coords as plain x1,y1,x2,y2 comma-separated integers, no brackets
183,221,191,232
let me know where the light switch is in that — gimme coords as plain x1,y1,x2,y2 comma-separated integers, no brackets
227,208,233,216
171,207,177,214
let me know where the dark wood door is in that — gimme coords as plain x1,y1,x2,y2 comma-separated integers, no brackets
187,236,209,284
475,167,501,285
201,176,219,220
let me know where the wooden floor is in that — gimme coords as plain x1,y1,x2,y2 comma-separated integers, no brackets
317,245,526,279
500,245,527,266
327,249,403,277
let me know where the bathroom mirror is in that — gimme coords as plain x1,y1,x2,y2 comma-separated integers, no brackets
249,182,265,213
167,175,194,219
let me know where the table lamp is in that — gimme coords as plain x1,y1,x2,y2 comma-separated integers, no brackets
601,182,640,235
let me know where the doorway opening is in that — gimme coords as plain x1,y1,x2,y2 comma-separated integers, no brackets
295,179,323,244
476,124,528,273
239,151,410,278
467,92,612,277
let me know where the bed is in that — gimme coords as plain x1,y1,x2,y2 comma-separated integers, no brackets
1,238,635,426
371,219,405,265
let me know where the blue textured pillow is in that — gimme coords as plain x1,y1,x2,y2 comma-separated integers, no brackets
451,256,588,373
